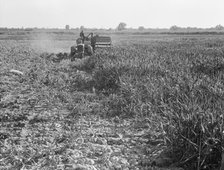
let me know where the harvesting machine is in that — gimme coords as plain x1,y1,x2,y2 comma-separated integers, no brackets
70,32,112,60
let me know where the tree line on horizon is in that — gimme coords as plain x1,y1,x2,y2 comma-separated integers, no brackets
0,23,224,32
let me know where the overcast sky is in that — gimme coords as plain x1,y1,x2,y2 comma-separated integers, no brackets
0,0,223,29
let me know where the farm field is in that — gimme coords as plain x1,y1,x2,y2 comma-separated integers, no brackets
0,31,224,170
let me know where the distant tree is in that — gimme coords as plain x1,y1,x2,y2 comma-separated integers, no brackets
80,25,85,30
170,25,180,31
65,25,70,30
215,24,224,30
117,22,127,31
138,26,145,31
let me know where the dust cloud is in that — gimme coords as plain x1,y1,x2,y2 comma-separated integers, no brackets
30,33,72,53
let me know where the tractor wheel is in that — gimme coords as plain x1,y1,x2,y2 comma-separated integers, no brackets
70,46,76,56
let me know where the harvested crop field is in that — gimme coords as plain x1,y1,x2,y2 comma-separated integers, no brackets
0,31,224,170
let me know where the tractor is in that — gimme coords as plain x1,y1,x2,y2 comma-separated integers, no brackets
70,32,112,61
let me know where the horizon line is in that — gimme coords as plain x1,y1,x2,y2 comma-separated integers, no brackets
0,25,224,30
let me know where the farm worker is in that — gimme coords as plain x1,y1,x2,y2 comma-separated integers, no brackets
87,33,95,52
86,44,93,55
80,30,85,43
76,38,83,45
91,35,96,52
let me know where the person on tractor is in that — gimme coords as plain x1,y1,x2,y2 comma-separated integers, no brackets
87,33,96,52
80,30,85,43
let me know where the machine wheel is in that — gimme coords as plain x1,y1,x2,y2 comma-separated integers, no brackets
70,46,76,56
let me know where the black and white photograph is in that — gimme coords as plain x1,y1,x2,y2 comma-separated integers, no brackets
0,0,224,169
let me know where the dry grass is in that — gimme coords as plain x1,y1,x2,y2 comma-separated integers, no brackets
0,33,224,170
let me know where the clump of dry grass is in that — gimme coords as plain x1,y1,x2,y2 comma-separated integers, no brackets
156,75,223,169
93,65,120,95
69,56,97,73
